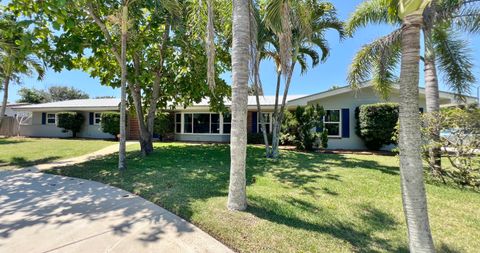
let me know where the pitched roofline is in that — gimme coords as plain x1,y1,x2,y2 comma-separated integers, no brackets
287,82,477,105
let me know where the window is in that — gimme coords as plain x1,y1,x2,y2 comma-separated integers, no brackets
184,114,193,133
47,113,56,124
181,113,222,134
94,113,102,125
223,113,231,134
257,112,272,133
211,114,220,133
175,113,181,133
193,114,210,133
324,110,341,137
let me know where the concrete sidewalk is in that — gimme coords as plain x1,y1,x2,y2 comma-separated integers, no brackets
16,142,136,173
0,144,234,253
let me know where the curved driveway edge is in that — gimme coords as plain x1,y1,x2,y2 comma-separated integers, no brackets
0,150,234,253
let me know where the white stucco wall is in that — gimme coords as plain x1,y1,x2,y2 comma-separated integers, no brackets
19,111,115,139
307,87,427,150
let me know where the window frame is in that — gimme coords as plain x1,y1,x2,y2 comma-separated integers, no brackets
178,112,228,135
324,109,342,138
46,113,56,125
94,112,102,125
175,113,182,133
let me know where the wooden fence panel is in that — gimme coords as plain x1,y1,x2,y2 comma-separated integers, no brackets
0,117,19,137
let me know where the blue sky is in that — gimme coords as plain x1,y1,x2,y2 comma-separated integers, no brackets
7,0,480,102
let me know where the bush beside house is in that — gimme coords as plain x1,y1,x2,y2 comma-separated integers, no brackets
355,103,399,150
154,112,174,141
56,112,84,138
282,105,326,151
100,112,120,139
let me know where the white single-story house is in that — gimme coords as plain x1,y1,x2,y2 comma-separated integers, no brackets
13,99,121,139
12,84,477,149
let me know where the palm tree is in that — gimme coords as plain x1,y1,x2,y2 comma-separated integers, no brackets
227,0,250,211
0,14,45,126
397,0,435,251
263,0,343,159
346,0,478,174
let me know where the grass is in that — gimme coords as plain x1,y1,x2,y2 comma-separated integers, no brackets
0,137,115,169
47,143,480,253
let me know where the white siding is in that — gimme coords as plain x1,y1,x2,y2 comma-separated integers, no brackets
307,87,427,150
19,111,115,139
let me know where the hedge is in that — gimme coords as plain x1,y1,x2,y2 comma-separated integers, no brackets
355,103,399,150
101,112,120,138
57,112,84,138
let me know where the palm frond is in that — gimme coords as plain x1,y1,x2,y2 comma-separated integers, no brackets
345,0,399,36
347,28,401,92
433,26,476,100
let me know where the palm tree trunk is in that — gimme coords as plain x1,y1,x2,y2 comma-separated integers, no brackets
0,77,10,127
271,63,295,159
398,14,435,252
227,0,250,211
253,54,270,156
423,27,442,178
270,71,282,158
118,4,128,171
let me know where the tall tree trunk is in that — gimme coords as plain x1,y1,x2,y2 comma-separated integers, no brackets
271,63,295,159
227,0,250,211
398,14,435,252
129,84,154,156
423,27,442,178
253,54,270,156
269,71,282,158
0,77,10,127
118,4,128,171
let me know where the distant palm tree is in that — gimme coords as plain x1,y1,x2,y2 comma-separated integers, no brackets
346,0,478,173
263,0,343,158
0,14,45,126
227,0,251,211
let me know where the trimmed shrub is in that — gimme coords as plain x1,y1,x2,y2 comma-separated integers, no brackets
355,103,399,150
101,112,120,138
154,112,174,141
57,112,84,138
248,133,273,144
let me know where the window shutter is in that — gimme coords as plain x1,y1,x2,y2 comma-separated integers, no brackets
41,113,46,125
341,108,350,138
252,112,257,133
89,112,94,125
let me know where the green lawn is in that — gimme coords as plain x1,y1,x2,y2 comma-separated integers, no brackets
0,137,115,169
47,143,480,253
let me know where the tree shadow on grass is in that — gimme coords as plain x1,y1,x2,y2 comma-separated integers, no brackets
0,156,60,169
248,195,408,253
0,138,29,145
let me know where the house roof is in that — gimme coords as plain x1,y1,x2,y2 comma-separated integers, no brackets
287,83,477,106
185,95,308,107
13,98,121,111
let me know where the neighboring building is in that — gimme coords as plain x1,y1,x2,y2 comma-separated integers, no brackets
1,103,30,117
12,84,477,149
13,99,121,139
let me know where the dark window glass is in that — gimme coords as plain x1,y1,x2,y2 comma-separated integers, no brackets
193,114,210,133
184,114,192,133
325,110,340,122
223,124,231,134
176,114,181,123
211,114,220,133
175,114,181,133
325,123,340,136
223,113,231,134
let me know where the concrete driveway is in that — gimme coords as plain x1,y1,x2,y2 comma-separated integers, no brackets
0,170,233,253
